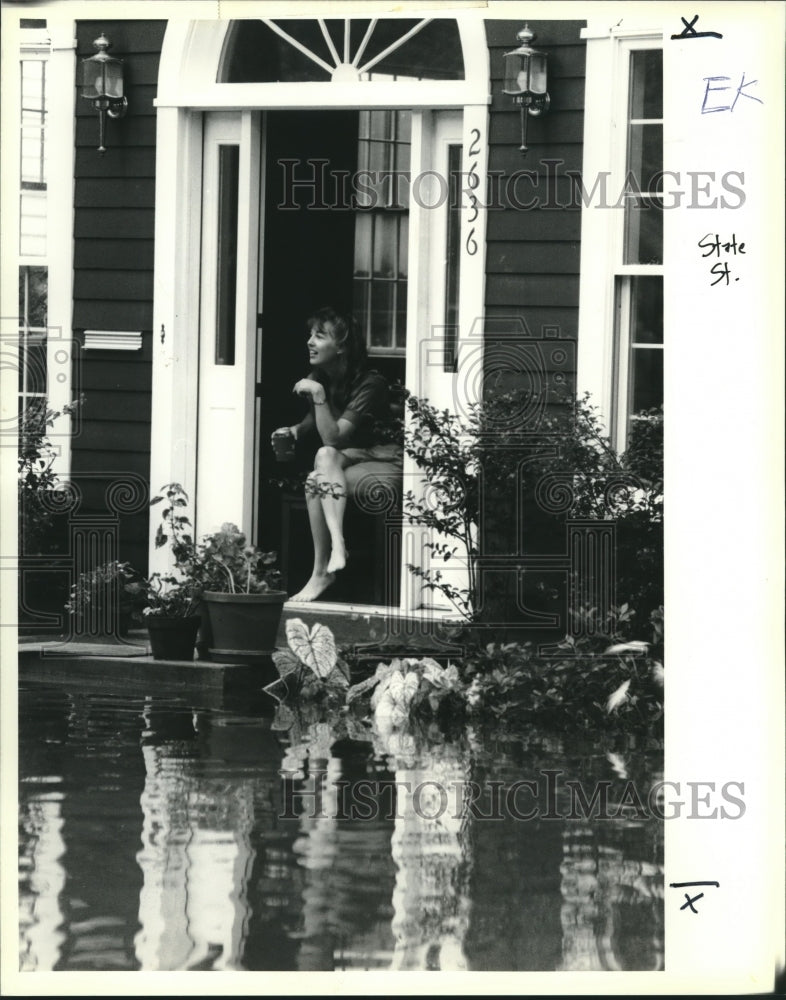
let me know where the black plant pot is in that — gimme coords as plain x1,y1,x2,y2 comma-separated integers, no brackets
202,591,287,663
146,615,201,661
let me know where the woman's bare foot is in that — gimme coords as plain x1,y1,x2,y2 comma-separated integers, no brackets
326,539,346,574
289,572,335,602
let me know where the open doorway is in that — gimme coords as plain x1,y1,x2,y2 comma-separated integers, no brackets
257,110,407,604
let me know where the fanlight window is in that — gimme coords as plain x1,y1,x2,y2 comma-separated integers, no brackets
219,18,464,83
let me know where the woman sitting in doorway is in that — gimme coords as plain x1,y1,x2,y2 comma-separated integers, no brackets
272,307,403,602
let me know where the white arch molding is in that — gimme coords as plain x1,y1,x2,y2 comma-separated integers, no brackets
149,17,490,607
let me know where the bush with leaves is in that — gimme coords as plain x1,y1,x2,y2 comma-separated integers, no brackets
65,560,149,627
402,387,663,629
462,605,664,734
18,397,82,554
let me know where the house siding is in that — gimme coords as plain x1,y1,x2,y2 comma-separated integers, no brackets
483,20,586,344
71,20,165,574
66,17,586,623
480,21,587,629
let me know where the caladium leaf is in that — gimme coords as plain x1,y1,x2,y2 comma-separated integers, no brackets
348,661,395,704
271,704,296,730
286,618,336,679
272,648,301,679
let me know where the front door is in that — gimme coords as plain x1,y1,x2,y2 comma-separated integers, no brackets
197,107,468,610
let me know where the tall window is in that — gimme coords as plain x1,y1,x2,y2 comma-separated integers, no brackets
352,109,410,355
18,22,50,424
612,47,663,447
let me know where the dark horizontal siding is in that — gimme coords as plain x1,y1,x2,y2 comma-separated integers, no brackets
74,239,155,270
75,389,151,419
483,19,586,348
74,179,156,208
487,241,580,274
74,208,155,239
72,21,165,573
484,304,578,333
73,300,155,330
486,274,580,307
75,115,157,148
75,269,154,301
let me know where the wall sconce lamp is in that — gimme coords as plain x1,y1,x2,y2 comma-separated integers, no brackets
503,24,550,155
78,33,127,154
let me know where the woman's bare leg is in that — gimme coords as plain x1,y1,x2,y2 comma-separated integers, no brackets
313,447,349,573
289,448,349,601
289,477,334,602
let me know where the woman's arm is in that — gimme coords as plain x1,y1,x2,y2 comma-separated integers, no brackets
293,378,355,448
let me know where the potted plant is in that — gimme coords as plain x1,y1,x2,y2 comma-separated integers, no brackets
198,522,286,663
148,483,285,664
142,485,202,660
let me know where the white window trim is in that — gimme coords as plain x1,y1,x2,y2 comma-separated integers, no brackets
0,16,76,477
576,21,663,451
149,18,490,612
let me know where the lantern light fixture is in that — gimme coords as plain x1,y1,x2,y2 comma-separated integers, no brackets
78,33,127,154
502,24,550,155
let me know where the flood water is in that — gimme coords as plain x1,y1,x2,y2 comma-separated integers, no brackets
19,681,663,972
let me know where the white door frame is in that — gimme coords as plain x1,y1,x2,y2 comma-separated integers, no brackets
149,18,490,602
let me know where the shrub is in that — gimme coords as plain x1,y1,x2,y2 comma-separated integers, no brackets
18,397,81,554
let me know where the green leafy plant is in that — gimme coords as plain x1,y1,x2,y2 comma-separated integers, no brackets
265,618,350,703
461,606,664,734
18,396,82,554
143,483,282,615
65,560,148,625
347,656,465,728
402,388,663,628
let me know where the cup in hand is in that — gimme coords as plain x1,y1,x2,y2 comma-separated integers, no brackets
272,428,296,462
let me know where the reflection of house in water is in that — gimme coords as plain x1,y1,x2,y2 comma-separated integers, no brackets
383,737,473,970
134,700,290,970
282,732,473,971
281,743,398,970
19,689,147,971
19,789,66,971
558,824,663,971
19,688,664,971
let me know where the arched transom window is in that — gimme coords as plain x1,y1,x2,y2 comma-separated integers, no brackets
218,18,464,84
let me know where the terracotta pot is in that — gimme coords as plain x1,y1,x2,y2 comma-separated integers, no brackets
202,591,287,663
146,615,201,661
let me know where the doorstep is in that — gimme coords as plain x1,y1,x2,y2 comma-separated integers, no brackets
18,633,275,696
278,601,465,651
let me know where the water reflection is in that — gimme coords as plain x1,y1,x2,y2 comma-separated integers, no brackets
18,684,663,972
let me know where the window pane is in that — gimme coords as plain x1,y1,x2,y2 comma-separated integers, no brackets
370,281,394,348
369,110,390,141
627,123,662,193
19,265,48,328
623,196,663,265
19,266,49,396
443,144,462,372
630,347,663,414
629,49,662,119
353,278,371,341
354,213,372,275
373,215,396,277
395,110,411,144
215,145,239,366
219,19,463,83
630,276,663,345
395,280,408,349
398,215,408,278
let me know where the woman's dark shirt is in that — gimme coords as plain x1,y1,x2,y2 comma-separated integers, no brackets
310,368,396,448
